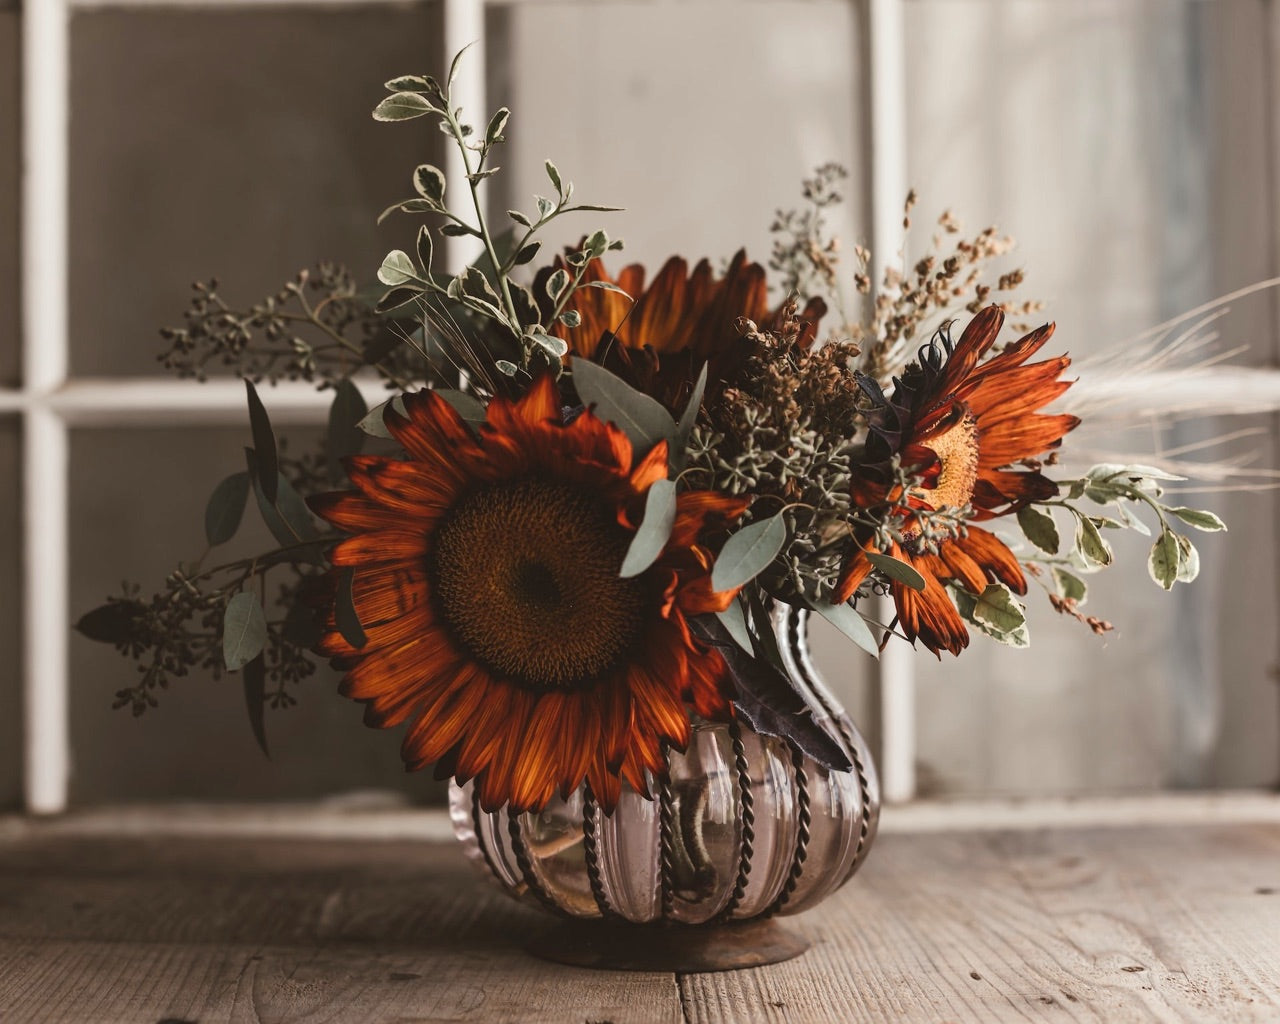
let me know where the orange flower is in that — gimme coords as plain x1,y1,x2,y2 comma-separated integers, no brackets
837,306,1079,654
538,250,825,410
309,376,748,812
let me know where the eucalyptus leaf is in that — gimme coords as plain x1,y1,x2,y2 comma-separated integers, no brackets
357,395,408,439
204,472,251,547
327,379,368,485
434,388,487,428
671,362,708,473
571,358,676,453
810,599,880,658
620,479,676,578
712,514,787,593
715,597,753,654
336,567,368,650
1167,506,1227,532
373,92,433,122
223,591,267,672
244,380,278,504
865,551,926,592
243,653,270,758
1016,505,1059,555
1148,529,1180,590
76,600,144,644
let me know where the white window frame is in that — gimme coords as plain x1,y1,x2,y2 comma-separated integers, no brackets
13,0,1280,815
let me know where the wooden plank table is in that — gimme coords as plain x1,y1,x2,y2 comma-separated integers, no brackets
1,797,1278,1023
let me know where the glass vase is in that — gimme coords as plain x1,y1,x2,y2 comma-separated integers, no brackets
448,603,880,969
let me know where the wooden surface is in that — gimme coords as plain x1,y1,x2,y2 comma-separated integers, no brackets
1,805,1278,1023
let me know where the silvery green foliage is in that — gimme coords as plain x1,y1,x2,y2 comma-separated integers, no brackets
372,51,623,378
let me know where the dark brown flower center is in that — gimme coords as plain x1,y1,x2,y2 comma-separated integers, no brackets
432,479,646,691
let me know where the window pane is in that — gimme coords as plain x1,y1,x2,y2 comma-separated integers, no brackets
0,419,19,809
0,10,19,387
488,0,866,275
904,0,1278,795
69,426,444,805
68,4,443,377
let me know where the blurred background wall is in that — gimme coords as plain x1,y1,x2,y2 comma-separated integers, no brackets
2,0,1276,808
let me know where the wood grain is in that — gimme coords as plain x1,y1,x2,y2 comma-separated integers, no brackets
1,814,1277,1022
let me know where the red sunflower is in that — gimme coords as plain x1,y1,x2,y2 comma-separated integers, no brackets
537,250,826,411
836,306,1079,654
309,375,749,812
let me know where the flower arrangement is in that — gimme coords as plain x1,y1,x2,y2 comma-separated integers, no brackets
78,50,1225,815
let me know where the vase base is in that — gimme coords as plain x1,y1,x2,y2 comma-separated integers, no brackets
526,917,808,973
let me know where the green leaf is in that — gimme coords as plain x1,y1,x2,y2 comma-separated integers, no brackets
508,209,532,228
327,379,368,485
243,653,269,758
865,551,926,592
571,358,676,453
244,380,278,505
545,159,563,196
204,472,251,547
434,388,487,428
1051,567,1087,603
485,106,510,144
671,362,708,472
569,203,625,213
246,449,324,562
357,395,407,439
810,600,880,658
224,591,267,672
620,479,676,578
413,164,446,204
585,229,609,258
373,92,433,122
558,309,581,328
1074,512,1114,567
336,568,368,650
375,285,423,313
447,41,475,90
582,280,632,297
384,74,430,93
1148,529,1180,590
1175,532,1200,583
712,514,787,592
376,198,435,224
536,195,556,221
954,584,1029,647
545,268,570,302
439,222,475,238
513,239,542,266
459,266,502,308
528,330,569,360
1112,501,1152,537
715,597,753,654
415,225,434,276
76,600,143,644
1167,506,1227,532
1017,505,1059,555
378,250,420,287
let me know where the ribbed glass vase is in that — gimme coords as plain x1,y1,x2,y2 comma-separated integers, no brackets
448,604,879,925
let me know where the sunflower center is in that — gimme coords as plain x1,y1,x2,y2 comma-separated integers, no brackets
919,408,980,511
431,479,647,692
